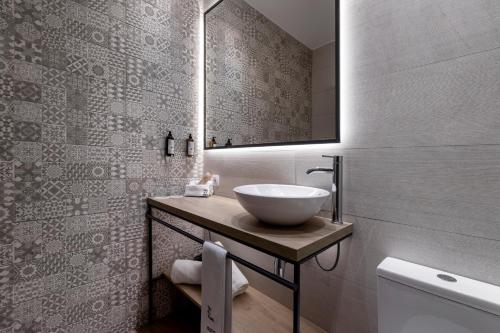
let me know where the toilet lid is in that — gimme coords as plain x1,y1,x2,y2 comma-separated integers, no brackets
377,257,500,316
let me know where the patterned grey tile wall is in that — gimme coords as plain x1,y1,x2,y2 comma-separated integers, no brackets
0,0,203,331
205,0,313,146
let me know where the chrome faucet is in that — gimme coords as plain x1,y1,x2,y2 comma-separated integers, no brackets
306,155,343,224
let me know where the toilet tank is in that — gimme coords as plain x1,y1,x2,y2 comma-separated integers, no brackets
377,257,500,333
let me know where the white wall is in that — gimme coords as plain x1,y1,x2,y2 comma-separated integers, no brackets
203,0,500,332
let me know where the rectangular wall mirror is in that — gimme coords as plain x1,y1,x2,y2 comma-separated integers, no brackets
204,0,339,149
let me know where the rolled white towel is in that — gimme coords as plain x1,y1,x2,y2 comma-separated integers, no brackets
215,241,249,297
231,260,249,297
171,259,202,285
170,243,249,297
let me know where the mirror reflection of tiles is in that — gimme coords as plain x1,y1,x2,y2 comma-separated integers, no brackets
205,0,338,148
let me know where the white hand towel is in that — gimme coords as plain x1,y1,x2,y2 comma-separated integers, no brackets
214,242,249,297
170,257,249,297
171,259,202,285
201,241,232,333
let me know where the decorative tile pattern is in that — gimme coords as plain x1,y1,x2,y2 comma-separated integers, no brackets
86,130,107,148
41,29,67,70
42,143,66,163
15,202,41,222
14,121,42,141
66,144,88,163
0,140,14,161
41,181,67,201
11,100,43,123
0,75,15,100
12,141,42,162
42,67,67,88
14,161,42,182
0,161,13,181
0,181,15,208
41,200,66,219
66,126,89,145
42,123,66,143
14,80,42,102
10,60,43,83
43,163,65,180
11,0,43,65
12,221,43,263
1,0,203,331
87,147,110,163
0,117,14,141
14,181,42,202
66,197,89,216
42,86,66,111
65,163,87,181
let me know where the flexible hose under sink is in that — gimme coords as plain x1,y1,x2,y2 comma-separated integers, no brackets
315,242,340,272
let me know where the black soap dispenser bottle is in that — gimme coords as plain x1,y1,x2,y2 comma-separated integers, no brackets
166,131,175,156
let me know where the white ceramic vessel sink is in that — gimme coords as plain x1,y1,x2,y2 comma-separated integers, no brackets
233,184,330,226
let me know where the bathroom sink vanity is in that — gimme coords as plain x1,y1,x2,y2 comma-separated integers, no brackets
146,195,352,332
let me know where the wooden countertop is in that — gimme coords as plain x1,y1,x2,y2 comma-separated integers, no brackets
147,195,352,262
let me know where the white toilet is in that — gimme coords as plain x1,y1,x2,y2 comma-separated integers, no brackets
377,257,500,333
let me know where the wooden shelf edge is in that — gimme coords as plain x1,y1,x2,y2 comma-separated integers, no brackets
163,273,327,333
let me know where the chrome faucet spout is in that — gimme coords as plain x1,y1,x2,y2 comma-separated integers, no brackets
306,156,343,225
305,167,334,175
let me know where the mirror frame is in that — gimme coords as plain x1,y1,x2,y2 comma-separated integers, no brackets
204,0,340,149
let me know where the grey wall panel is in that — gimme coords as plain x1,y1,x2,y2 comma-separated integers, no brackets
203,0,500,331
348,48,500,147
341,146,500,241
348,0,500,79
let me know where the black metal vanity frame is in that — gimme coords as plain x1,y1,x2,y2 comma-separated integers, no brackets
146,203,350,333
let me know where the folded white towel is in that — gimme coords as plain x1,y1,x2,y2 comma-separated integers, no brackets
184,183,213,197
201,241,232,333
170,259,202,285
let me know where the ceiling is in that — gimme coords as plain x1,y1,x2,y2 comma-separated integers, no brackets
244,0,335,50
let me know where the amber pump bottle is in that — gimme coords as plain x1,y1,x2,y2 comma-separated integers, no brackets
186,134,194,157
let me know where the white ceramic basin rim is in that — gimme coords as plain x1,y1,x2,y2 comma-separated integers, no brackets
233,184,330,226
